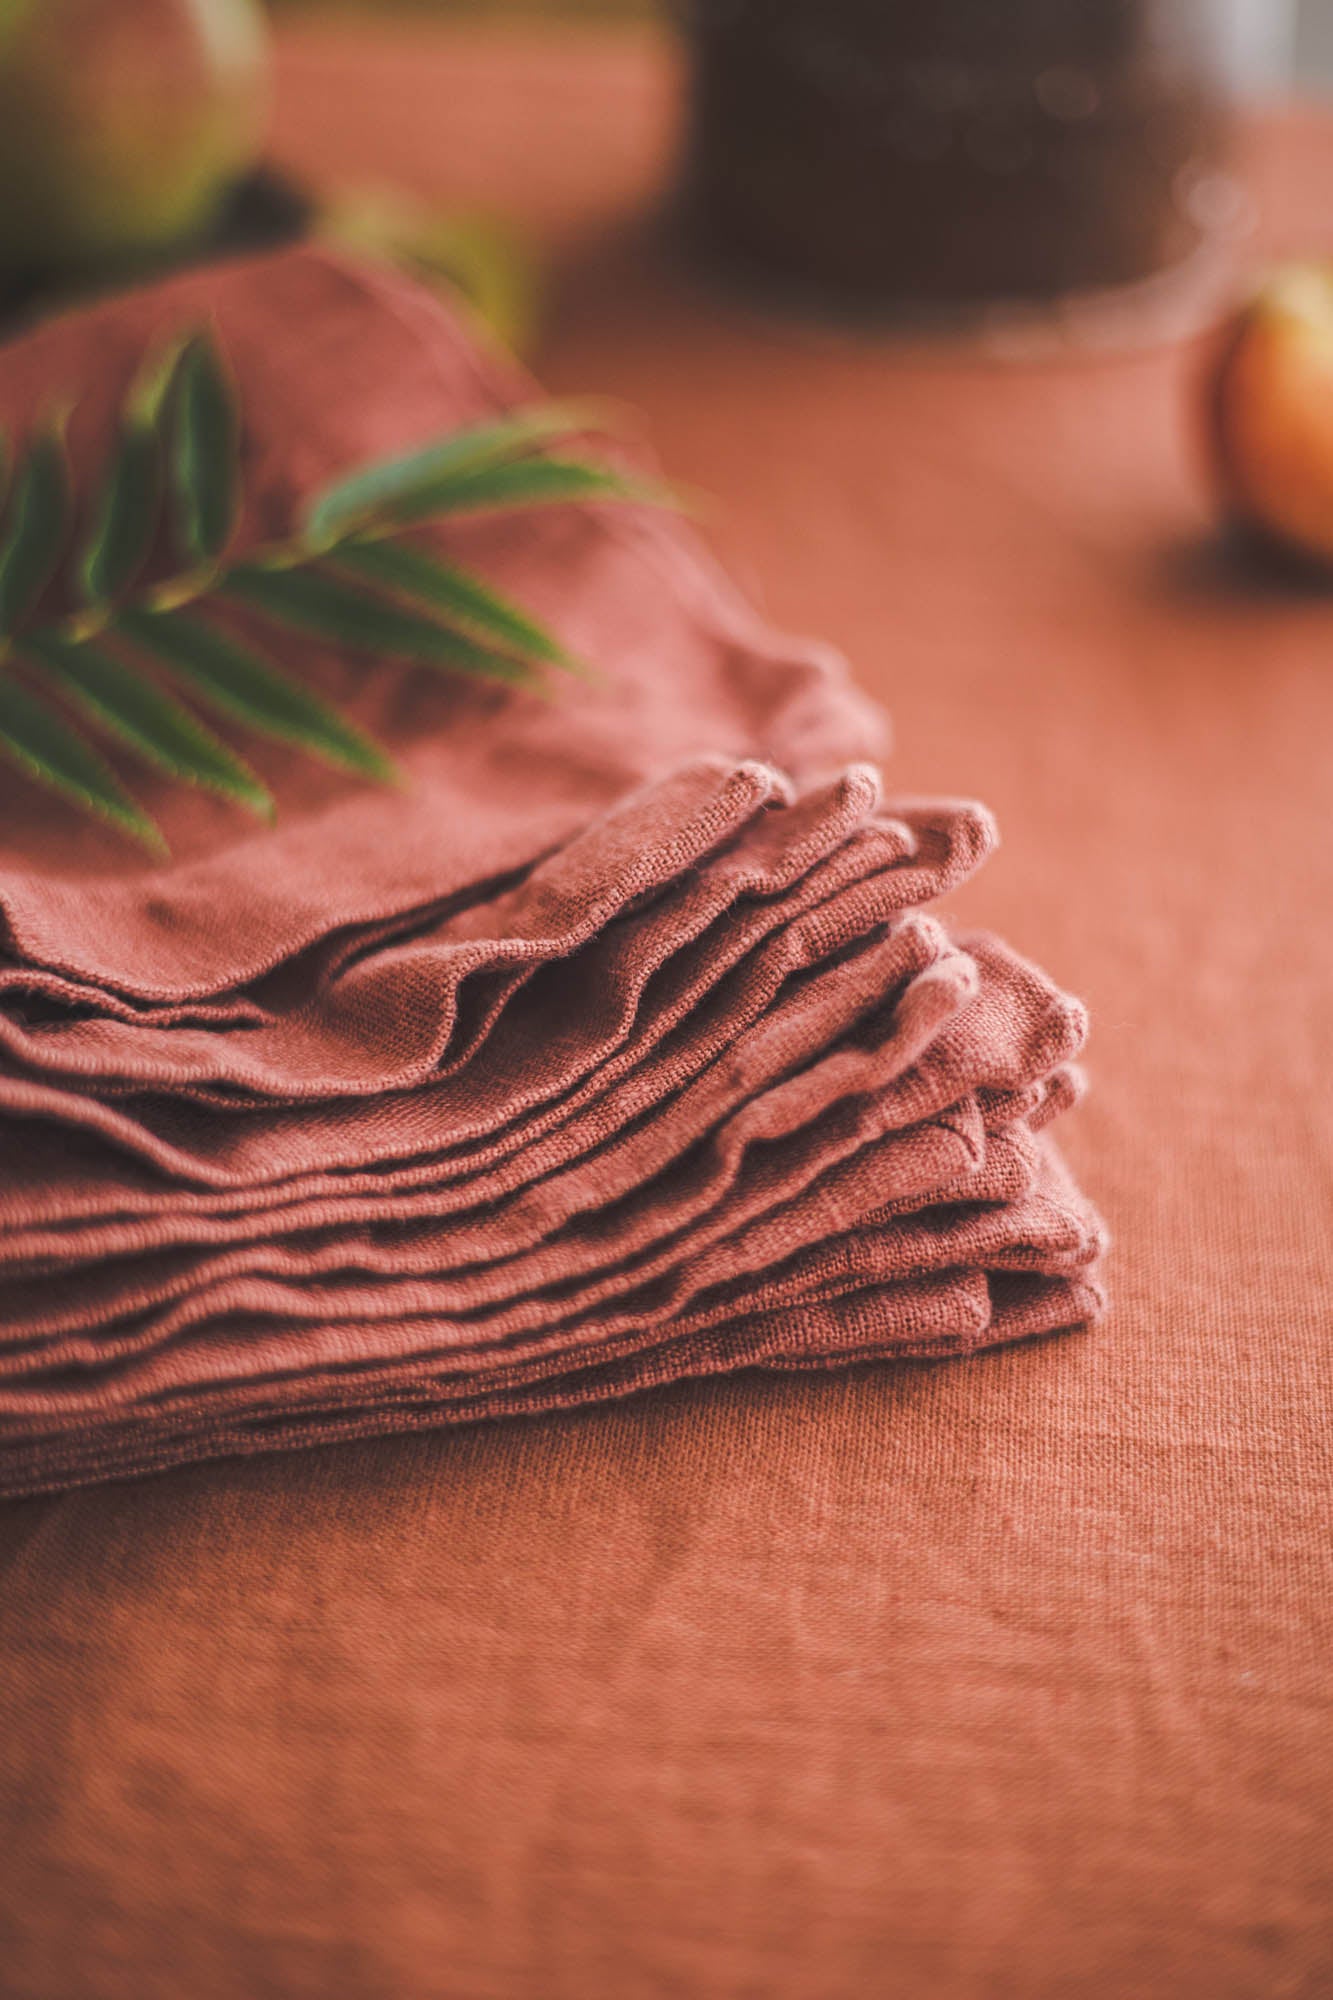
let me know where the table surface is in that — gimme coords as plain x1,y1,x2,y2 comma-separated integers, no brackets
1,25,1330,2000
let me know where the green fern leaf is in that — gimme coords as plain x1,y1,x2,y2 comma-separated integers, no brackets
331,539,583,673
116,606,396,780
409,454,671,521
170,332,240,563
221,564,538,685
0,416,71,634
26,630,273,819
0,317,679,848
0,671,164,852
302,402,607,546
78,338,186,606
79,424,160,608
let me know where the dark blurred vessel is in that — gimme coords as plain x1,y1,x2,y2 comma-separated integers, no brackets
674,0,1257,332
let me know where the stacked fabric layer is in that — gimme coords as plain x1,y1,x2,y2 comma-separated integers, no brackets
0,250,1104,1495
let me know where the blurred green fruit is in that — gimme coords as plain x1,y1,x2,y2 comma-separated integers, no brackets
321,191,542,358
0,0,270,278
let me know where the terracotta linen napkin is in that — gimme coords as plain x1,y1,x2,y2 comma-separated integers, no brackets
0,251,883,998
0,941,1087,1348
0,248,1104,1495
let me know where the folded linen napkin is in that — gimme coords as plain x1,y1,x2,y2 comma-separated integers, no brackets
0,248,1104,1496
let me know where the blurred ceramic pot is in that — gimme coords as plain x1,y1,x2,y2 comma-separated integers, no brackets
673,0,1253,322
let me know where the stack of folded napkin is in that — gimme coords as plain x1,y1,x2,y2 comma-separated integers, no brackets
0,249,1104,1496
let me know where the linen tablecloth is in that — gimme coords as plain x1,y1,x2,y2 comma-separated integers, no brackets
0,24,1328,2000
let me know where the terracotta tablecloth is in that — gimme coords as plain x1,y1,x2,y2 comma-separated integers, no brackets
0,25,1329,2000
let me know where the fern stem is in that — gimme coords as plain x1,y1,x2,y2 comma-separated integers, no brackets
144,563,221,614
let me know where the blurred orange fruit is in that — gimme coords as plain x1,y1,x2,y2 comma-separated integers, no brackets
1209,262,1333,571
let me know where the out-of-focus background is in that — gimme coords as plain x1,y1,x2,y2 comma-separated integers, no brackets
1300,0,1333,80
271,0,1332,92
3,0,1328,355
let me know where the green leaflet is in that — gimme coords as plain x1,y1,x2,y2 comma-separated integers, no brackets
222,564,538,685
26,630,273,819
116,606,396,781
79,423,160,606
0,416,71,634
301,402,607,546
171,332,240,563
127,335,191,432
0,671,164,852
359,453,671,526
78,339,188,606
331,539,583,674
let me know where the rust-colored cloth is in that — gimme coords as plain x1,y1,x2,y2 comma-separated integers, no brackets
0,248,1100,1495
0,25,1329,2000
